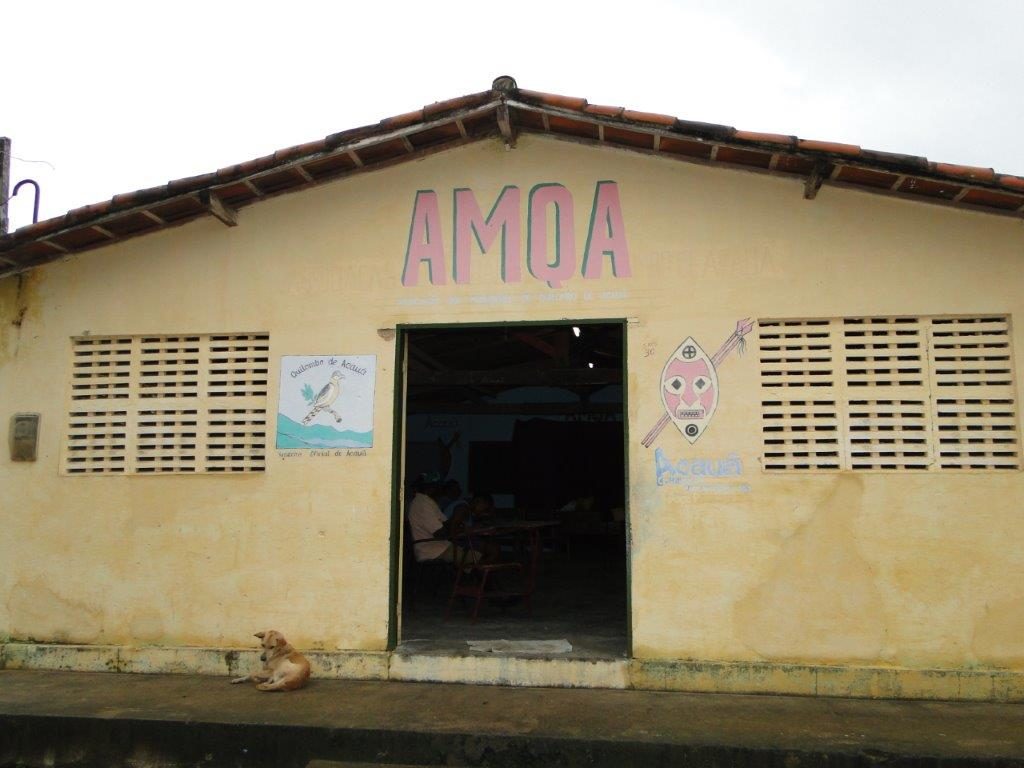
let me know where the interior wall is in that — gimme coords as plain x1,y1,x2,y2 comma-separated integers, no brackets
404,382,624,508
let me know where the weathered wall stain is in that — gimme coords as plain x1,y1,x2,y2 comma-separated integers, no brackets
973,597,1024,667
128,609,166,644
7,578,103,643
0,277,20,366
733,475,887,663
0,271,42,365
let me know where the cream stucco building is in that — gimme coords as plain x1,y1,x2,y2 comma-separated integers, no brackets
2,77,1022,700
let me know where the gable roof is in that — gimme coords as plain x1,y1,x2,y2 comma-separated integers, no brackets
3,75,1023,279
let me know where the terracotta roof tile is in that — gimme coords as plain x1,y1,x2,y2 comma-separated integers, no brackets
167,172,217,195
621,109,676,127
997,175,1024,192
858,149,928,168
422,91,492,118
673,119,734,140
323,124,380,150
379,109,424,129
584,104,625,118
72,201,112,221
273,140,327,163
111,186,166,209
797,139,861,156
517,89,587,111
236,155,277,177
216,164,244,180
931,163,996,183
14,216,64,239
733,130,795,148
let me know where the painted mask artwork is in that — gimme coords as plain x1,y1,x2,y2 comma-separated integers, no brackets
641,319,753,449
661,337,719,444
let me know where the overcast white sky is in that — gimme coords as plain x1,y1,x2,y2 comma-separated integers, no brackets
5,0,1023,231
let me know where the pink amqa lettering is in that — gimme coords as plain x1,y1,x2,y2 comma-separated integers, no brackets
401,181,630,288
527,183,576,289
582,180,632,279
402,190,446,286
453,186,521,284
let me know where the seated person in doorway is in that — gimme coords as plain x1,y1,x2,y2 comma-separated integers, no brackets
438,479,464,520
407,475,482,567
468,492,497,523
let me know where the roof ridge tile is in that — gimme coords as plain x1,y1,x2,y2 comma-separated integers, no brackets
621,109,676,127
797,139,861,156
517,89,588,111
931,162,996,183
422,90,493,118
733,130,796,147
584,104,625,118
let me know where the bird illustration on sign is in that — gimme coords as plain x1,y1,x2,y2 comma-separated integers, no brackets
276,355,376,450
642,319,754,447
302,370,346,425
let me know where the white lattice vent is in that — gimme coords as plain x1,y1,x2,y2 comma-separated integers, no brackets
138,336,201,399
930,317,1013,388
65,410,128,473
65,332,269,475
934,398,1020,470
208,334,270,398
761,399,840,470
206,408,267,472
843,317,925,388
135,409,200,473
760,314,1020,472
846,399,930,470
70,337,132,400
758,319,834,389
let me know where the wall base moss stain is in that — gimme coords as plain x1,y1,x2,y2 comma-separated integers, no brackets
7,579,103,645
973,598,1024,667
4,642,1024,701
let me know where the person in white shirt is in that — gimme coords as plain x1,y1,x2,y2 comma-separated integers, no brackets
407,479,481,565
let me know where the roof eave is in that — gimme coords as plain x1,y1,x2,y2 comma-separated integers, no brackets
3,79,1023,279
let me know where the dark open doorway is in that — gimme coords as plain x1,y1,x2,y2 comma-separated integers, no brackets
395,321,629,659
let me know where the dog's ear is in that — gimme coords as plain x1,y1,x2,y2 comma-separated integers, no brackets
254,632,265,639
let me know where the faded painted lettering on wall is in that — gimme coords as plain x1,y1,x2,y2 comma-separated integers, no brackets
402,181,631,288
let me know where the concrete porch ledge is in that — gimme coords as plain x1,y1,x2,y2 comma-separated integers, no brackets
390,651,630,688
632,659,1024,702
3,642,1023,702
0,643,389,681
2,669,1024,768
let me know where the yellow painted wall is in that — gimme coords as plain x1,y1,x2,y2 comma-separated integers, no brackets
1,135,1022,674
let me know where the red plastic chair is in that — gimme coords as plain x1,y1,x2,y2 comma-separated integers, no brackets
445,531,528,623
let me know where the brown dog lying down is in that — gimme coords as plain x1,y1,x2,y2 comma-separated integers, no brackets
230,630,310,691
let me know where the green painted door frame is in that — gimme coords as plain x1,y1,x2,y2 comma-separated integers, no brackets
386,318,632,658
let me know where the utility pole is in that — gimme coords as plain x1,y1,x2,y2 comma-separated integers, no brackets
0,137,10,235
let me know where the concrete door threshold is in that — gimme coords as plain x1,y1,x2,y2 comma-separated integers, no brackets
391,648,631,688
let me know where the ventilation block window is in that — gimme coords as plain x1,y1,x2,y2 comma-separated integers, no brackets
759,316,1020,472
64,333,269,474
